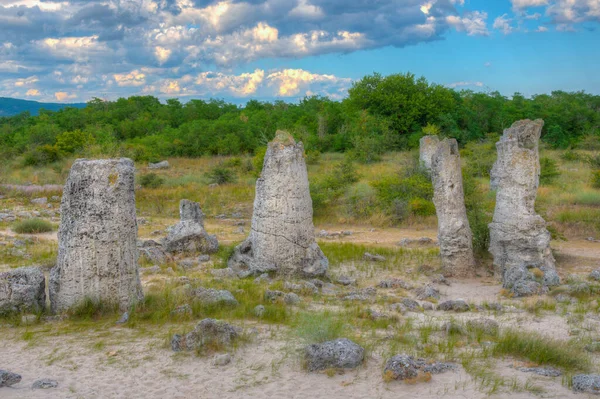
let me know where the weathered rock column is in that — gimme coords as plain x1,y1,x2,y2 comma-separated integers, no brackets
228,131,328,278
50,159,143,312
163,199,218,254
419,135,440,171
489,120,559,296
431,139,476,277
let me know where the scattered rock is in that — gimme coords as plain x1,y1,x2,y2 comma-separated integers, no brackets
389,303,407,314
253,305,265,317
437,299,470,312
518,367,561,377
171,304,192,316
466,318,499,336
378,278,411,290
192,288,238,306
414,284,440,300
49,158,143,312
265,290,284,302
336,276,356,286
0,266,46,314
213,353,232,366
572,374,600,394
416,360,457,375
228,131,328,278
32,379,59,389
171,319,241,352
253,273,271,284
210,268,236,279
138,240,170,265
163,200,218,254
148,160,169,169
363,252,386,262
589,269,600,282
400,298,420,311
489,120,560,295
383,355,418,380
284,292,301,305
177,258,198,270
31,197,48,205
430,274,450,286
140,265,161,275
304,338,364,372
320,283,338,296
421,301,435,311
198,255,211,263
0,369,21,387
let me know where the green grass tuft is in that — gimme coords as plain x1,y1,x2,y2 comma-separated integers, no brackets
12,218,54,234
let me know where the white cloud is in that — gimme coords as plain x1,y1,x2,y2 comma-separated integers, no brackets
14,76,38,87
54,91,77,101
511,0,549,10
25,89,40,96
289,0,324,19
266,69,351,97
196,69,265,96
114,70,146,87
37,36,108,61
536,25,549,31
154,46,172,65
448,81,484,88
446,11,489,36
493,14,515,34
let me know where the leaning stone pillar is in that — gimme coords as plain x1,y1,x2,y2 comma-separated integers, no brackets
489,120,559,296
228,131,328,278
431,139,476,277
50,158,143,312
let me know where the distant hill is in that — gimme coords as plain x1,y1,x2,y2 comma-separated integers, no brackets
0,97,86,117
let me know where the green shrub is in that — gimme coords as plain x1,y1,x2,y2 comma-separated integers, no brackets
349,135,384,164
293,311,346,344
462,140,497,178
539,157,560,185
344,183,377,219
223,157,242,168
13,218,54,234
139,173,165,189
409,198,436,216
206,165,237,185
306,149,321,164
463,172,492,254
591,171,600,189
23,145,62,166
560,150,581,162
588,154,600,169
252,147,267,177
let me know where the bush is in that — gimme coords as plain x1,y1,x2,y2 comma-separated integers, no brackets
588,154,600,169
206,165,237,185
139,173,165,189
13,218,54,234
539,157,560,185
591,170,600,189
409,198,436,216
344,183,377,219
463,172,492,254
22,145,62,166
560,150,582,162
252,147,267,177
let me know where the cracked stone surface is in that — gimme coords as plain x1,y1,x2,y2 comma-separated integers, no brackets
228,131,328,278
163,200,218,254
431,138,476,277
489,120,559,296
419,135,440,171
49,158,143,312
0,266,46,314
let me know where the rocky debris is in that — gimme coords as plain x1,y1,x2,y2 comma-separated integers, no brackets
431,274,450,286
414,284,440,300
344,287,376,302
32,379,59,389
50,158,143,312
0,266,46,314
489,120,559,296
304,338,364,372
198,255,211,263
163,200,218,254
397,237,435,248
336,275,356,286
378,278,411,290
210,268,236,279
430,139,476,277
31,197,48,205
443,321,466,335
517,367,561,377
320,283,338,296
0,369,21,387
140,265,161,275
401,298,420,311
148,160,169,169
383,355,418,380
363,252,386,262
421,301,435,311
228,131,328,278
389,303,407,314
171,304,192,316
368,309,392,320
253,273,271,284
572,374,600,394
213,353,232,366
138,240,170,265
284,292,301,305
419,135,441,171
284,281,319,295
437,299,470,312
253,305,265,317
192,288,238,306
589,269,600,281
171,319,241,352
467,318,499,336
116,312,129,324
420,362,457,375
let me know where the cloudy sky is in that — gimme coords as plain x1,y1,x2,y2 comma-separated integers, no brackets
0,0,598,103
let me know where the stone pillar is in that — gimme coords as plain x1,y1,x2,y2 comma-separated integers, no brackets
50,158,143,312
163,199,218,254
228,131,328,278
489,120,559,296
419,135,440,171
431,139,476,277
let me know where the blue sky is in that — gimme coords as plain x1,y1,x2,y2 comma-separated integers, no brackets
0,0,598,103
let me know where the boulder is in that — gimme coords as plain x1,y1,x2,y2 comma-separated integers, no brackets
138,240,170,265
171,318,241,352
383,355,418,380
163,200,218,254
49,158,143,312
363,252,386,262
192,288,238,306
304,338,364,371
228,131,328,278
419,135,440,171
148,160,169,169
0,370,21,387
414,284,440,300
572,374,600,395
431,139,476,277
0,266,46,314
32,379,59,389
489,120,559,295
437,299,470,312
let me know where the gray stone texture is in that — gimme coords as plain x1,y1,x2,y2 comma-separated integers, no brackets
431,139,476,277
419,135,441,171
0,266,46,314
49,158,143,312
228,131,328,278
304,338,364,371
489,120,559,296
163,200,218,254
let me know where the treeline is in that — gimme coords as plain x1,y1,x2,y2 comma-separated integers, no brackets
0,72,599,166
